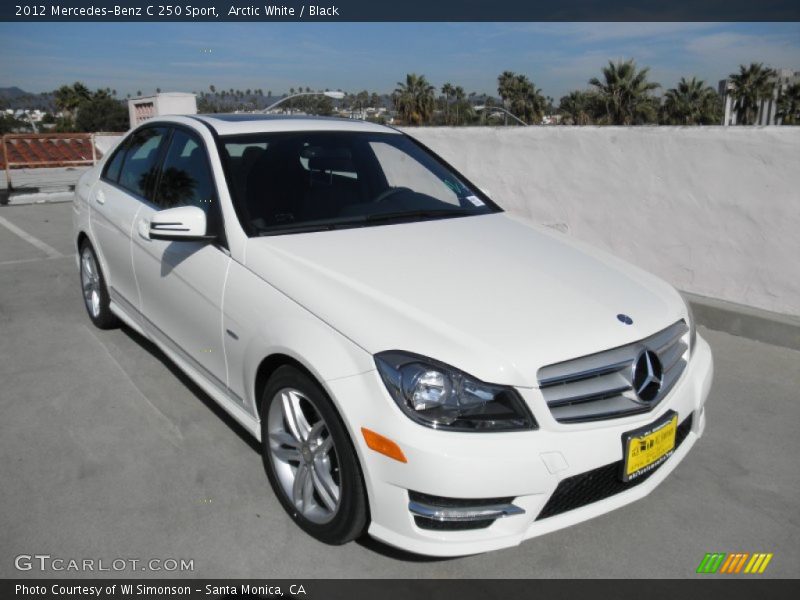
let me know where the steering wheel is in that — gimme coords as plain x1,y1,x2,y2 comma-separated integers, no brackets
374,187,413,203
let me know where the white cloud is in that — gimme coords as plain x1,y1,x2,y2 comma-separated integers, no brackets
685,32,800,70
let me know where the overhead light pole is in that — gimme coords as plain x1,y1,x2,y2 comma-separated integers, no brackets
260,90,345,114
473,105,528,126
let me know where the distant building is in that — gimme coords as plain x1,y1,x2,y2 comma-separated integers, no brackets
719,68,800,126
127,92,197,128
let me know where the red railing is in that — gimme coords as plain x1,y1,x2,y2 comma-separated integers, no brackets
1,132,124,191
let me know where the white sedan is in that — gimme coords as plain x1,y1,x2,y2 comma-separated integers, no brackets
73,115,713,556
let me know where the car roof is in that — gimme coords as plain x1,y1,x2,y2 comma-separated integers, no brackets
187,114,400,136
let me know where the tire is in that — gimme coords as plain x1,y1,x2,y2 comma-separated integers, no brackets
78,240,119,330
260,365,368,545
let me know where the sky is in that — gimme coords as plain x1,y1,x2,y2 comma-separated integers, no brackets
1,22,799,99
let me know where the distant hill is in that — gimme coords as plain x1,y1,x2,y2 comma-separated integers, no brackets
0,86,28,99
0,87,55,111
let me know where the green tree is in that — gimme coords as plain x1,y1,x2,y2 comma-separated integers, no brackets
53,82,91,122
497,71,546,125
558,90,597,125
75,94,128,132
728,63,776,125
441,82,454,124
589,60,660,125
661,77,721,125
0,114,31,134
393,73,435,125
776,82,800,125
452,86,466,125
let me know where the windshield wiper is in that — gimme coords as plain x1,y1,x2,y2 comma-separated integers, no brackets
257,223,340,236
364,209,475,223
257,209,476,236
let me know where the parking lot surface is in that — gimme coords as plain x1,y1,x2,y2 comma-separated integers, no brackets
1,202,798,578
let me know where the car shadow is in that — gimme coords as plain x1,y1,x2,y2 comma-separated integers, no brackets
355,535,462,563
119,324,261,456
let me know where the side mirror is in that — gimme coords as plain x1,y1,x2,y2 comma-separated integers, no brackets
149,206,214,242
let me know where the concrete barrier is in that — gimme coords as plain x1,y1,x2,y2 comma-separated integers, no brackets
402,126,800,317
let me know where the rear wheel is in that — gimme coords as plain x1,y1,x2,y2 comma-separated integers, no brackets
260,365,368,544
79,241,119,330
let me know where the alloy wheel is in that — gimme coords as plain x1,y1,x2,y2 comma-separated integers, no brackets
267,388,342,524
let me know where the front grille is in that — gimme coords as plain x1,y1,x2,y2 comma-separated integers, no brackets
538,320,689,423
536,413,693,520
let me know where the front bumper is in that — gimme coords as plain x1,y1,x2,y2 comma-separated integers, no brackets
326,335,713,557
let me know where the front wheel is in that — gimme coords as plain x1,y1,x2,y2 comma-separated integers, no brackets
260,365,368,545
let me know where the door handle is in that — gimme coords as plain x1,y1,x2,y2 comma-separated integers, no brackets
95,189,105,205
137,219,150,241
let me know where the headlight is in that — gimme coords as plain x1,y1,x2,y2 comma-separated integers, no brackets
374,351,536,432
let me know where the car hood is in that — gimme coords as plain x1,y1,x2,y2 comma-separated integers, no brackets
244,213,687,388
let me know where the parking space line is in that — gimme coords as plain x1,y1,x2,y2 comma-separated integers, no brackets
0,255,71,267
0,214,64,259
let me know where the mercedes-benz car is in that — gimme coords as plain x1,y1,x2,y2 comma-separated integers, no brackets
73,115,713,556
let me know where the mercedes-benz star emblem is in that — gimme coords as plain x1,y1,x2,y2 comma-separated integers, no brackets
631,349,663,403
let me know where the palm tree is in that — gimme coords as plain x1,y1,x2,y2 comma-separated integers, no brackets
776,83,800,125
53,82,92,122
558,90,597,125
728,63,777,125
453,85,465,125
441,83,454,124
589,60,660,125
393,73,435,125
209,85,216,94
661,77,721,125
497,71,546,125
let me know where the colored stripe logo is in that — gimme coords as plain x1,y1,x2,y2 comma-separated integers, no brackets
696,552,773,574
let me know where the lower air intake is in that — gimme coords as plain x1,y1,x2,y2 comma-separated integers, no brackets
536,413,693,520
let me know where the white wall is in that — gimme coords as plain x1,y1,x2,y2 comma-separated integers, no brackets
402,126,800,317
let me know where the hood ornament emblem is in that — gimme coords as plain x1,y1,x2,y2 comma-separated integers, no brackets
617,314,633,325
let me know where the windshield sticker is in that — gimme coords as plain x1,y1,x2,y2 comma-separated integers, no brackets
465,195,485,207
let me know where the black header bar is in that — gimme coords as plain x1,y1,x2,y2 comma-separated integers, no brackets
2,0,799,22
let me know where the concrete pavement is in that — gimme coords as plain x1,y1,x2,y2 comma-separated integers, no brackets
1,202,798,578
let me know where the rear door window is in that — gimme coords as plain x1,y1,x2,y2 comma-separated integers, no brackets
102,139,128,183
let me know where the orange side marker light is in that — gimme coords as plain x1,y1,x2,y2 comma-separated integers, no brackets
361,427,407,463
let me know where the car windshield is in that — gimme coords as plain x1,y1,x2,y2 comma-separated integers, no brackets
220,131,500,236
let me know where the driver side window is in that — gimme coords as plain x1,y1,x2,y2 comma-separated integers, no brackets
154,129,218,214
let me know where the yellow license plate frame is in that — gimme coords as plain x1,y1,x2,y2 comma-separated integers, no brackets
622,411,678,482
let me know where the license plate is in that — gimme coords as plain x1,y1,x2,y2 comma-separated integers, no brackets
621,411,678,482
